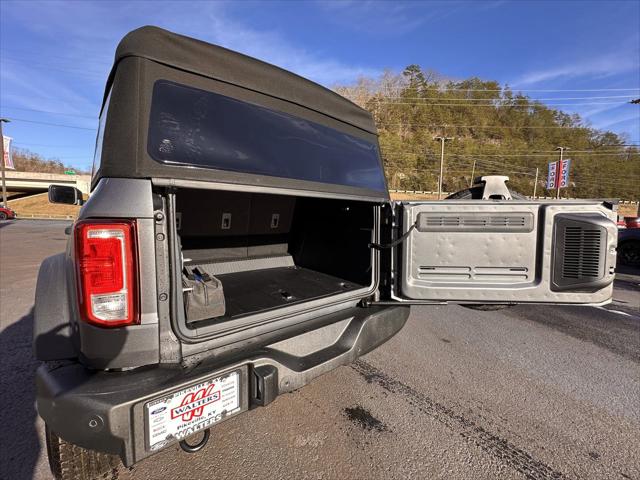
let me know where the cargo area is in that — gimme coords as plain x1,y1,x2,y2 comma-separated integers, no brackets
175,189,375,325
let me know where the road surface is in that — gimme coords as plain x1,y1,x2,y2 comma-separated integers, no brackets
1,220,638,480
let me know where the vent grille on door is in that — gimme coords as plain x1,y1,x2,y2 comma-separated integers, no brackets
417,266,530,283
552,214,609,291
417,212,534,232
562,227,602,279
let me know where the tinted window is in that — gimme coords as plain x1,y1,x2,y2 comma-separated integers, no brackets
147,81,386,191
91,89,111,182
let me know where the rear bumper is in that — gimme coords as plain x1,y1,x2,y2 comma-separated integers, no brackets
36,305,409,466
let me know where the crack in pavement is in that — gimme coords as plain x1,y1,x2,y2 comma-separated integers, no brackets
352,360,566,480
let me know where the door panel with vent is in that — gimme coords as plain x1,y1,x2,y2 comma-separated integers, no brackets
386,201,617,305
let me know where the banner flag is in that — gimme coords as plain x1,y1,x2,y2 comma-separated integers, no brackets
2,136,14,170
547,161,558,189
558,159,571,188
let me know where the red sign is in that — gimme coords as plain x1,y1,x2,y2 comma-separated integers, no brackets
2,136,14,169
547,159,571,190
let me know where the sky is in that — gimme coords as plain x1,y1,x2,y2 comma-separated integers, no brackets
1,0,639,171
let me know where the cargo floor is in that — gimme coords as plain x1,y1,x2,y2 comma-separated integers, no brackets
215,266,363,319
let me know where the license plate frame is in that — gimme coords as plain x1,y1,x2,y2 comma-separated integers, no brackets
144,367,247,452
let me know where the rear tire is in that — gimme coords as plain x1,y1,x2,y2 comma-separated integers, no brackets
618,240,640,266
45,424,121,480
0,212,7,220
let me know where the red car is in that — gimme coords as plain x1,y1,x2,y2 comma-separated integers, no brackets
623,216,640,229
0,206,16,220
617,216,640,229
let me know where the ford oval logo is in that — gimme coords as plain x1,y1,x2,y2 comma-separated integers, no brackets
151,406,167,415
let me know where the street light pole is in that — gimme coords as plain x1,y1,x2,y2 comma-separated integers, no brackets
0,118,11,209
469,159,476,188
533,167,539,198
434,136,452,199
555,146,568,200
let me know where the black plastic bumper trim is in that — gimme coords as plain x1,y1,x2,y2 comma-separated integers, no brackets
36,305,409,466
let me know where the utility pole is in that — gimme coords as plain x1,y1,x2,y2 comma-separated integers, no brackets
469,159,476,188
555,146,568,199
434,136,452,199
533,167,539,198
0,118,10,209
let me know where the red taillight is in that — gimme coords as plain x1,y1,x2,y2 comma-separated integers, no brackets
75,220,139,327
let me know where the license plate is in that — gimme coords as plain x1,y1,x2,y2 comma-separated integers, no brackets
145,370,241,451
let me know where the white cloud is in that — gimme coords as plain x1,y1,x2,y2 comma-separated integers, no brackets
2,1,380,88
315,0,484,37
195,11,381,85
513,53,639,86
590,111,640,131
316,1,430,35
0,62,101,124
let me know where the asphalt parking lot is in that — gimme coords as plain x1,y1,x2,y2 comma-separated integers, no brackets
1,220,638,480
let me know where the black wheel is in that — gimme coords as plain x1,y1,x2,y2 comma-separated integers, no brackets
0,212,7,220
618,240,640,267
45,424,121,480
446,184,524,311
445,186,527,200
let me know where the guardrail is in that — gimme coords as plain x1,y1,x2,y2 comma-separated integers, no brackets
388,189,639,204
389,190,449,195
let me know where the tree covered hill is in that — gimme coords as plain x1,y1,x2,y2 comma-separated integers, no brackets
10,149,89,175
335,66,639,200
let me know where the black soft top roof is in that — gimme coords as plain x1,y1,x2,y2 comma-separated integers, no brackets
106,26,376,134
95,27,387,201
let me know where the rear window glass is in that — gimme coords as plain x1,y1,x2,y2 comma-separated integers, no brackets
147,81,386,191
91,88,111,182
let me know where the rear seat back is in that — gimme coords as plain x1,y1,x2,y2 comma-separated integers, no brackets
177,190,250,237
248,194,295,235
177,190,296,262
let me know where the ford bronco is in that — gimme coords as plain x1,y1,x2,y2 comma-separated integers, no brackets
35,26,618,480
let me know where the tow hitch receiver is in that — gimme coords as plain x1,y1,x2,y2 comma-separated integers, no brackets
179,429,210,453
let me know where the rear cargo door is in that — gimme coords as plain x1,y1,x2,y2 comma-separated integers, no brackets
382,200,617,305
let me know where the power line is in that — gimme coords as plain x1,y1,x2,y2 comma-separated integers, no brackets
14,142,91,148
25,154,91,159
344,87,640,93
385,171,639,189
7,117,96,131
1,107,634,132
385,159,640,180
378,122,594,129
384,146,639,154
386,159,537,175
351,95,639,101
387,163,640,182
1,106,96,119
5,103,632,126
370,101,630,107
466,163,640,181
1,57,105,78
381,150,637,158
383,165,640,187
0,47,111,62
383,152,635,159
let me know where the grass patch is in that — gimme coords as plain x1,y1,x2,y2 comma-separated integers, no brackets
8,193,81,218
